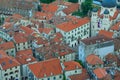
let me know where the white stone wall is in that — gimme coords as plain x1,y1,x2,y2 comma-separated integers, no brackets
58,52,76,63
65,69,82,79
0,66,21,80
6,48,16,57
16,42,29,51
39,74,63,80
56,22,90,47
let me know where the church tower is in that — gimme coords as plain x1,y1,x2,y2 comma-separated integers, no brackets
91,8,98,37
102,9,110,30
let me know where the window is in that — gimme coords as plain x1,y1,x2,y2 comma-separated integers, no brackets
53,77,56,80
75,70,77,73
59,75,62,78
15,70,19,73
48,78,50,80
10,72,13,74
4,73,8,76
11,50,13,53
15,66,17,69
16,74,18,77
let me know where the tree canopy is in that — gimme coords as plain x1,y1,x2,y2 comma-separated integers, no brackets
81,0,93,16
68,0,78,3
40,0,55,4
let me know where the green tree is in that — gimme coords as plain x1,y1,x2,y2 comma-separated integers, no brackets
40,0,55,4
68,0,78,3
81,0,93,16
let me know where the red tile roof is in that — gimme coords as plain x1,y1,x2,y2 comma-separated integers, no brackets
105,53,117,63
111,21,120,31
98,30,114,38
34,12,53,20
56,17,90,32
0,41,15,50
14,32,28,43
114,71,120,80
93,68,107,79
35,37,48,45
21,26,34,35
86,54,103,65
0,50,20,70
63,61,82,71
28,58,63,78
53,32,63,43
110,10,119,21
42,3,58,13
3,22,13,29
63,3,79,15
16,49,36,64
38,28,54,34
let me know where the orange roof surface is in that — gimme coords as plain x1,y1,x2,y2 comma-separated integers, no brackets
0,41,15,50
42,3,58,13
110,10,119,21
21,26,34,35
56,17,90,32
35,37,48,45
12,14,23,19
63,3,79,15
53,32,63,43
105,53,117,63
3,22,13,29
5,14,23,22
114,71,120,80
38,28,54,34
34,12,53,20
111,21,120,31
28,58,63,78
63,61,82,71
86,54,103,65
16,49,36,64
93,68,107,79
98,30,114,38
14,32,28,43
0,50,20,70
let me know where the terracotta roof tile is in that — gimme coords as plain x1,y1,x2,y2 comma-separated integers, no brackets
35,37,48,45
52,32,63,43
21,26,34,35
86,54,103,65
63,61,82,71
28,58,63,78
42,3,58,13
14,32,28,43
98,30,114,38
34,12,53,20
16,49,36,64
110,10,119,21
63,3,79,15
38,28,54,34
81,35,113,45
0,41,15,50
56,17,90,32
105,53,117,63
111,21,120,31
0,50,20,70
3,22,13,29
93,68,107,79
114,71,120,80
